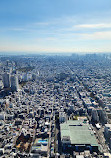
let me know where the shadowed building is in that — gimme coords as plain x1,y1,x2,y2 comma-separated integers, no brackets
2,73,10,88
60,120,99,154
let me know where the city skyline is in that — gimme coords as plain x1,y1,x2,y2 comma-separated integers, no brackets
0,0,111,54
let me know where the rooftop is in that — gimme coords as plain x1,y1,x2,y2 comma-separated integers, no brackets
60,120,98,146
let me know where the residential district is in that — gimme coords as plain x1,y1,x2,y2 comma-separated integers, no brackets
0,54,111,158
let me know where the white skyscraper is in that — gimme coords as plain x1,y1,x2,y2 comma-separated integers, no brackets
10,75,19,92
2,73,10,88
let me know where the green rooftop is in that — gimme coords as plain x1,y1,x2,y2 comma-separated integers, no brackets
60,120,98,146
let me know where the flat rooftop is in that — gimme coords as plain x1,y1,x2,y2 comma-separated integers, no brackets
60,120,98,146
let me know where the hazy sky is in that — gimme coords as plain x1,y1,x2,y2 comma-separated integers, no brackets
0,0,111,54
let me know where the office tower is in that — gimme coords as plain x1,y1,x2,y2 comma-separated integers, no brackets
2,73,10,88
10,75,19,92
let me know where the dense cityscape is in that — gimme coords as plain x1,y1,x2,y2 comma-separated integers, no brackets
0,54,111,157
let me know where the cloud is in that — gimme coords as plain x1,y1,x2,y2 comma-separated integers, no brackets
35,37,58,42
34,22,49,25
75,23,111,29
9,28,25,31
80,31,111,40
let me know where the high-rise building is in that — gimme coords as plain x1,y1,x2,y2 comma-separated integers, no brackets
10,75,19,92
2,73,10,88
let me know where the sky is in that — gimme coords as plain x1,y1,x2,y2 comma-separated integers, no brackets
0,0,111,54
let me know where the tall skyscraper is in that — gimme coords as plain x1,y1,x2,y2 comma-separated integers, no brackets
10,75,19,92
2,73,10,88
